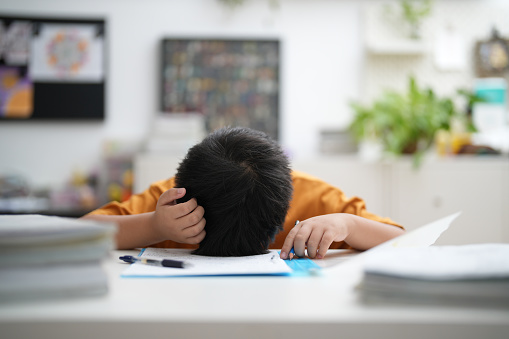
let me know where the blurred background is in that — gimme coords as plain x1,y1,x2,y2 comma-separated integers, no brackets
0,0,508,244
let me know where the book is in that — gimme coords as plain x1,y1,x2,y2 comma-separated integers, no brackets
0,214,116,302
359,243,509,308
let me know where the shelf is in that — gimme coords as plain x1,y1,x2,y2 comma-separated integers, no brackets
365,40,428,56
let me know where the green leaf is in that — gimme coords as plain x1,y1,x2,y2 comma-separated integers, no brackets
349,74,466,169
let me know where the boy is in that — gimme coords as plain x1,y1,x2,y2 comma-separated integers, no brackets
82,127,404,258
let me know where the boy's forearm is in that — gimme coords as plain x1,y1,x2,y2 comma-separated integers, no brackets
345,214,405,250
81,213,162,250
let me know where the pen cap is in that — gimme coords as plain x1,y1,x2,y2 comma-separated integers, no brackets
161,259,185,268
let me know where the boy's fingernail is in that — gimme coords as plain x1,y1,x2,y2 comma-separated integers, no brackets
280,252,287,259
177,188,184,194
316,254,323,259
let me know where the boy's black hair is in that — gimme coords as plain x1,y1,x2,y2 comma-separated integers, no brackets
175,126,293,256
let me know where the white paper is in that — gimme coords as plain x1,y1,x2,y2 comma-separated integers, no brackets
364,243,509,281
368,212,461,252
359,213,509,307
121,248,292,277
434,28,467,71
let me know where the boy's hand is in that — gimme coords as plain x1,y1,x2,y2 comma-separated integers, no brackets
280,214,352,259
151,188,206,244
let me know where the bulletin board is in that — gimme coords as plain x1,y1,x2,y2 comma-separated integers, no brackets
160,38,280,140
0,15,106,121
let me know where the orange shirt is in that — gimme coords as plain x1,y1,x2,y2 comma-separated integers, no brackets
87,170,403,249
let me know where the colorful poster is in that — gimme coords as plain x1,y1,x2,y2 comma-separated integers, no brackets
161,39,280,140
0,20,32,65
29,23,104,82
0,66,33,118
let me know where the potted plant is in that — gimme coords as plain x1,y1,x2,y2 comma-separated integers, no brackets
349,76,460,168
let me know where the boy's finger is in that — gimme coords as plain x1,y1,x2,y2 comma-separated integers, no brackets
172,198,199,219
316,231,335,259
280,224,301,259
305,228,324,259
183,217,206,238
181,205,205,229
293,225,311,258
186,229,206,244
158,188,186,206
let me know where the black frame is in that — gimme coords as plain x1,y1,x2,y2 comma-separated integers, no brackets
160,37,280,140
0,14,106,121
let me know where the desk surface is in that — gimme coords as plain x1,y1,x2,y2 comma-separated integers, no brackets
1,249,508,339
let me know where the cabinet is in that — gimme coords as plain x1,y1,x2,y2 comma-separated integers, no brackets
134,154,509,244
365,40,428,56
389,158,509,245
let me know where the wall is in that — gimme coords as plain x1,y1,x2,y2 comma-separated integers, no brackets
0,0,362,189
363,0,509,102
0,0,507,191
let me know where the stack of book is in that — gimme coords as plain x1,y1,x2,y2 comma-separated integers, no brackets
0,214,116,302
359,243,509,308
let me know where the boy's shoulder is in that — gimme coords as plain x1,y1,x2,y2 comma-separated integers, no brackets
291,170,328,185
149,177,176,192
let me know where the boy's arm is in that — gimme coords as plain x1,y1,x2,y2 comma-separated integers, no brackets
82,212,161,250
81,188,206,250
280,213,404,259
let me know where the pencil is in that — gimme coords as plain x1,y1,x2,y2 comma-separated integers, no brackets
289,220,300,260
289,247,295,261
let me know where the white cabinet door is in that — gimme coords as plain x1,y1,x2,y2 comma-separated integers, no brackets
390,158,509,245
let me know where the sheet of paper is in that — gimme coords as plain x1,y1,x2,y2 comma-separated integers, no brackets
368,212,461,252
121,248,292,277
433,27,467,71
363,243,509,280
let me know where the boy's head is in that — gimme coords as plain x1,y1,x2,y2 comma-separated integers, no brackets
175,126,293,256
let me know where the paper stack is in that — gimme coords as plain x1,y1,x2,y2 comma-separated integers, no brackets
0,214,116,302
359,243,509,308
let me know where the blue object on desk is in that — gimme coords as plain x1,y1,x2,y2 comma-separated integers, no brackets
279,251,322,276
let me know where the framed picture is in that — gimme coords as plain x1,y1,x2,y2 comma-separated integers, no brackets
160,38,280,140
474,28,509,77
0,15,106,121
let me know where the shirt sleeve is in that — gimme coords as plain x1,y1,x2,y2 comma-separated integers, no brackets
338,195,402,228
85,177,196,250
85,178,176,216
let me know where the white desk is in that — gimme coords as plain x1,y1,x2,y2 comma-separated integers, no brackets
1,250,508,339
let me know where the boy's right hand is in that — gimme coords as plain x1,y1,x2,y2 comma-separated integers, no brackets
151,188,206,244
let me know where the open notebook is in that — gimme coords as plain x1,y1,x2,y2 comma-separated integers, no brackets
121,248,297,277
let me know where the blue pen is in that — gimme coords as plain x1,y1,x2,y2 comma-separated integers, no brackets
119,255,188,269
289,220,300,260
